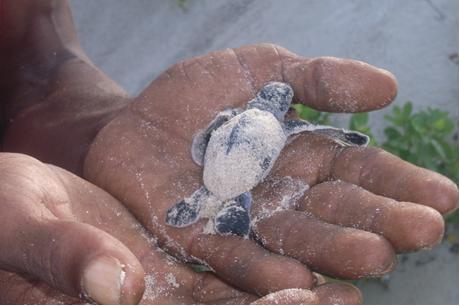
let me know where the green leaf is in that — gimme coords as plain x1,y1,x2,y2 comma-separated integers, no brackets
293,104,331,125
403,102,413,117
445,210,459,223
349,113,369,129
432,118,455,134
411,115,427,134
430,139,447,160
384,127,401,140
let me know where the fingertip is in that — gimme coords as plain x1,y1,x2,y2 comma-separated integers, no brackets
313,282,363,304
119,262,145,304
377,67,398,105
416,207,445,250
333,147,458,215
263,258,315,291
81,253,145,305
344,231,396,278
252,288,319,305
392,204,445,252
436,179,459,214
53,222,146,305
304,57,398,112
366,236,397,276
406,170,459,215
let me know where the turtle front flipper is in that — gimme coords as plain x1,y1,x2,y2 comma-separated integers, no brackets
311,127,369,146
214,192,252,237
283,119,313,136
191,108,242,166
283,119,370,147
166,186,210,228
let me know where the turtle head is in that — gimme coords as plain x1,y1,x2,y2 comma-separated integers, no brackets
247,82,294,121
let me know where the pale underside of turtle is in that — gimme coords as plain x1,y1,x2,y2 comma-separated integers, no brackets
165,82,369,237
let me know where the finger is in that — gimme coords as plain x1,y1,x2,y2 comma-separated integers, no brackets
232,44,398,112
139,255,259,304
312,282,363,304
251,175,395,279
0,219,145,304
133,44,397,140
192,273,257,304
251,284,362,305
299,181,445,252
0,270,82,304
251,289,319,305
253,210,396,279
189,234,315,295
270,133,459,214
331,147,459,214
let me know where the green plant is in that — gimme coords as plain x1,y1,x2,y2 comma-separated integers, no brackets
292,104,331,125
382,102,459,223
382,102,459,183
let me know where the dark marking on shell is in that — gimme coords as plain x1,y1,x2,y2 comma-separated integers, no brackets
225,114,251,155
192,108,242,166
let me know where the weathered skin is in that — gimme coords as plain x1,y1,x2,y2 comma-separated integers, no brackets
1,0,458,303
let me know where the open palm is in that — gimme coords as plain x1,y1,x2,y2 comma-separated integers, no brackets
84,44,458,295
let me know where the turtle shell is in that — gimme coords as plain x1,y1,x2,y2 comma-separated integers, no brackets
203,108,286,201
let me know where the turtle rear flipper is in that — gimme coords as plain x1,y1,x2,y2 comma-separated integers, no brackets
214,192,252,237
283,119,370,147
166,186,210,228
191,108,242,166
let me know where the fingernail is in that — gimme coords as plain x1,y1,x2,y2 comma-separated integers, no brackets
312,272,326,285
82,256,125,304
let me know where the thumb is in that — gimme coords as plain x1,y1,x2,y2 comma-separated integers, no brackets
0,219,145,304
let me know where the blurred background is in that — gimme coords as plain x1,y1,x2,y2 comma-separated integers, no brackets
69,0,459,304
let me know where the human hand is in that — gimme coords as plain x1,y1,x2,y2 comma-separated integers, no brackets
84,44,459,294
0,153,364,304
0,2,374,301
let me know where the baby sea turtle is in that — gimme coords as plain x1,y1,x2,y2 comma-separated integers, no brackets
166,82,369,237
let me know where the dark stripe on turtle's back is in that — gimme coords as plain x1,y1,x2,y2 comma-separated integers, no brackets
225,113,252,155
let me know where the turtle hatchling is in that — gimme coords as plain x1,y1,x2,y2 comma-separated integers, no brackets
166,81,369,237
